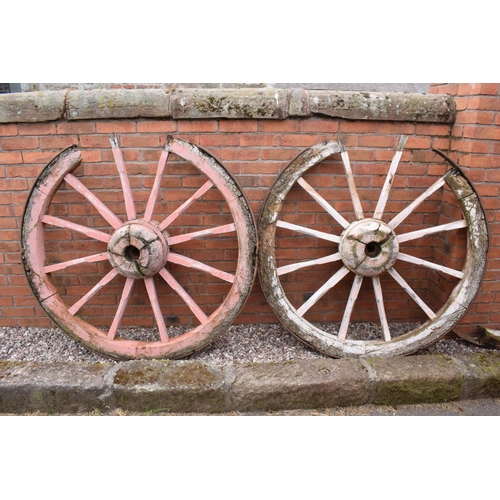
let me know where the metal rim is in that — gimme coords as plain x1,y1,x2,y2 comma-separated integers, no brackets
22,136,257,360
258,137,488,357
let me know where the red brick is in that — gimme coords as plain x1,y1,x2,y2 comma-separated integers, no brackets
458,83,499,95
178,120,218,132
450,139,489,154
467,97,500,111
80,150,102,162
40,136,79,150
280,135,318,147
22,151,57,164
0,124,18,136
96,121,137,133
78,135,110,148
136,120,176,133
261,149,300,160
18,123,56,136
0,151,23,164
378,123,415,135
2,137,38,151
218,120,258,132
455,110,494,125
119,135,161,148
199,135,238,147
220,148,259,160
299,119,338,133
5,165,42,178
463,126,500,140
57,122,96,134
357,136,396,148
240,134,278,147
415,124,451,136
340,121,378,133
406,136,431,149
248,120,294,133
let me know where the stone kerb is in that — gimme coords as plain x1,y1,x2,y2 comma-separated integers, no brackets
0,88,456,123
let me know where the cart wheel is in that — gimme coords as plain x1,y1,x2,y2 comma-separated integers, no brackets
258,137,488,357
22,136,257,360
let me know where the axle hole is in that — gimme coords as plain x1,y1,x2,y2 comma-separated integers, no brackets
124,245,141,261
365,241,381,258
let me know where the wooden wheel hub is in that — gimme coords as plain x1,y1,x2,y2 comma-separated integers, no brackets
107,220,169,279
339,218,399,277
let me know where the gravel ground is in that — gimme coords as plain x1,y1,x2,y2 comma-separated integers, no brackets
0,323,494,365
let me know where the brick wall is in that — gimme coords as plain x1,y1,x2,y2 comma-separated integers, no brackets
0,85,497,339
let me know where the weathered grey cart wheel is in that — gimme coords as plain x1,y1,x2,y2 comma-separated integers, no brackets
258,137,488,357
22,136,257,360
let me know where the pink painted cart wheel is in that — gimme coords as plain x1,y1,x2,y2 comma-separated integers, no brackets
258,137,488,357
22,136,257,360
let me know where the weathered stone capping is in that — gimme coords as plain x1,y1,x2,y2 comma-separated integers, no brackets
0,88,456,123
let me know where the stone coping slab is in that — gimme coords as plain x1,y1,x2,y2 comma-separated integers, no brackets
0,88,455,123
1,352,500,414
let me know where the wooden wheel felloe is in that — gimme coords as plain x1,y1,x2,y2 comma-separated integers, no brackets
258,137,488,358
22,136,257,360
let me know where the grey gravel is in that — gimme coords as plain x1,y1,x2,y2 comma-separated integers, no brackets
0,323,494,365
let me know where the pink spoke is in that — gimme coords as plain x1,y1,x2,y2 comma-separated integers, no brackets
338,275,363,340
340,147,364,220
373,135,408,219
107,278,135,340
109,134,136,220
167,223,236,246
277,252,342,276
144,148,169,222
159,268,208,324
64,173,122,229
297,266,350,317
372,276,391,341
42,215,111,243
388,174,448,229
144,277,169,342
68,269,119,315
397,220,467,244
276,220,341,243
397,252,464,279
159,180,213,230
297,177,349,229
388,268,436,319
44,252,109,273
167,252,235,283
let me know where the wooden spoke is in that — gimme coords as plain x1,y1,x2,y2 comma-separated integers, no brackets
167,252,235,283
388,174,449,229
297,177,349,228
388,268,436,319
277,252,342,276
397,252,465,279
109,134,136,220
159,180,214,231
276,220,341,244
68,269,119,315
144,148,169,222
159,268,208,324
167,223,236,246
44,252,109,274
297,266,350,317
107,278,135,340
64,173,123,229
373,135,408,219
340,147,364,220
397,220,467,243
144,277,169,342
338,275,363,340
372,276,391,342
42,215,111,243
